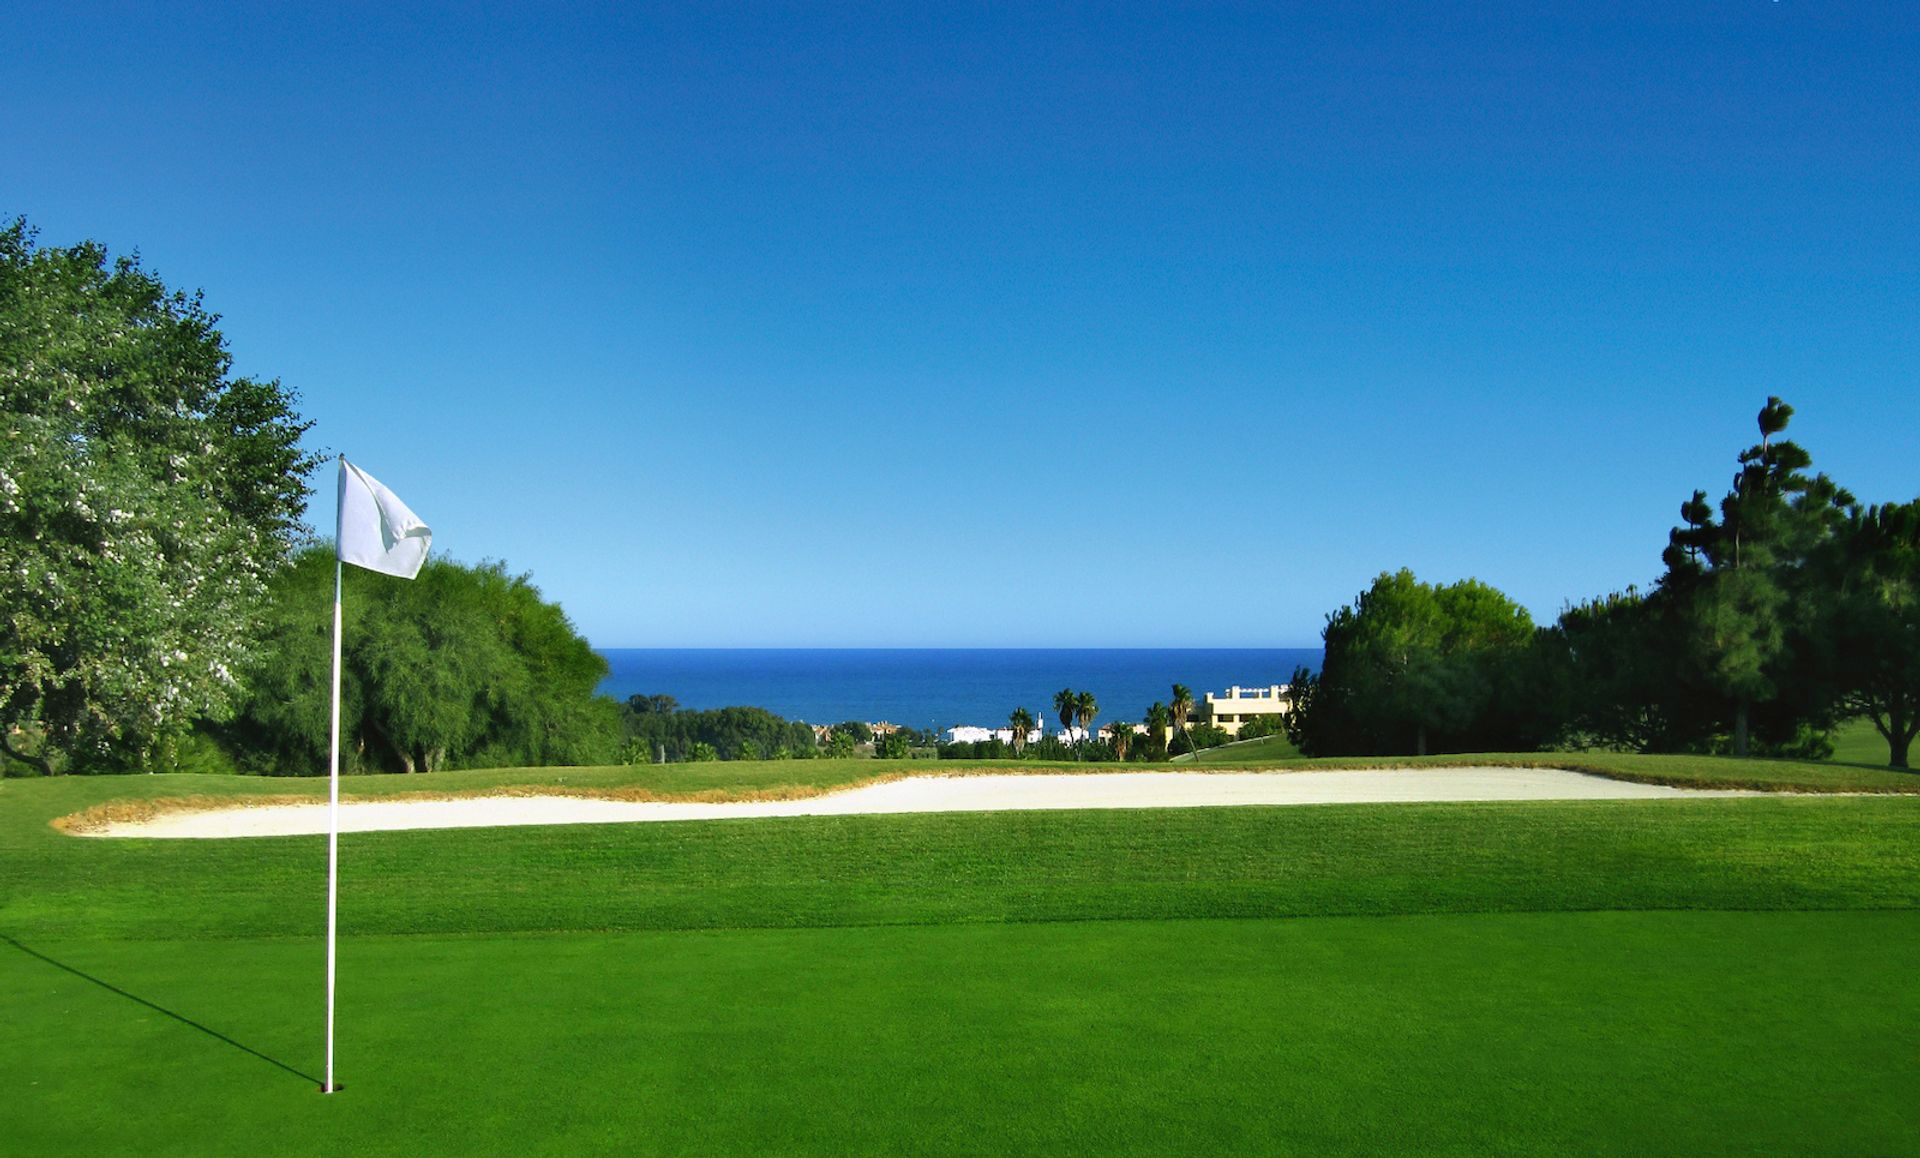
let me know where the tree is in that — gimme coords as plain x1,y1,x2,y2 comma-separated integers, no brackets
831,720,875,744
1170,685,1195,755
1073,690,1098,749
1144,701,1171,759
620,703,816,763
877,731,912,759
1178,724,1231,754
1008,707,1035,757
222,547,619,773
1817,500,1920,768
1544,589,1701,753
1053,688,1077,751
1283,666,1317,748
1306,570,1537,756
1660,397,1853,755
1107,722,1134,761
0,220,319,772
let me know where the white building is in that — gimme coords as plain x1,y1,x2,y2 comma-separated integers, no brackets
943,725,1046,746
1204,684,1293,737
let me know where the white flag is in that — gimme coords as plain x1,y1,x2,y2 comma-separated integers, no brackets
337,458,432,579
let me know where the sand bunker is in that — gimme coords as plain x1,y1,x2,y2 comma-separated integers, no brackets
84,768,1757,839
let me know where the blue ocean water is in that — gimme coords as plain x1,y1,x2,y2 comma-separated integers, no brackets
595,649,1322,731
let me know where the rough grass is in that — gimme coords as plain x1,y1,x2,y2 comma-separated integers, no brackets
30,747,1920,837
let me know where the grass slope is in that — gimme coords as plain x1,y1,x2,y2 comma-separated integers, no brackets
4,760,1918,1154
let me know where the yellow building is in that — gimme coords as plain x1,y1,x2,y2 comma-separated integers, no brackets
1204,684,1292,736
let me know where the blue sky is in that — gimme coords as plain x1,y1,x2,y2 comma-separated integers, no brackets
7,2,1915,646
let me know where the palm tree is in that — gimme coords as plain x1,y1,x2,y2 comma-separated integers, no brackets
1170,684,1195,756
1145,701,1171,757
1107,721,1133,761
1053,688,1076,741
1008,706,1035,757
1073,690,1098,750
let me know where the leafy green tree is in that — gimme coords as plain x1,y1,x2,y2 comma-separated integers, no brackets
1816,500,1920,768
688,741,718,762
832,720,875,744
877,731,911,759
1542,588,1720,753
223,547,619,773
1305,570,1537,756
1283,666,1317,748
622,704,816,762
823,730,857,758
1008,707,1035,756
1028,734,1075,761
1106,723,1134,761
0,220,319,772
1236,712,1289,741
1178,723,1231,754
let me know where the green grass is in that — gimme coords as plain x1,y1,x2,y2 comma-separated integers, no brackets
1828,715,1903,767
4,760,1918,1153
8,913,1915,1155
1181,732,1302,763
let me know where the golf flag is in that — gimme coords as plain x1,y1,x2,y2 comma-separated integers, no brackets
325,456,431,1094
337,459,432,579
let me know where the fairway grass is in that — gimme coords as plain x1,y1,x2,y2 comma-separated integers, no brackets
6,913,1917,1155
4,763,1918,1153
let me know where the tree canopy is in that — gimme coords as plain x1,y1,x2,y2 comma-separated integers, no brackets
1300,569,1539,756
221,547,618,773
619,700,817,763
1816,500,1920,768
1293,397,1916,768
1,219,318,772
1659,397,1854,755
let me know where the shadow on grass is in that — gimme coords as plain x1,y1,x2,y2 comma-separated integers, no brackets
1,934,319,1087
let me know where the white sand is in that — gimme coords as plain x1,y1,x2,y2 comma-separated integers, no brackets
84,767,1756,839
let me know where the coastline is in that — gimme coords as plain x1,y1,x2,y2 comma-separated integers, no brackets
594,646,1324,729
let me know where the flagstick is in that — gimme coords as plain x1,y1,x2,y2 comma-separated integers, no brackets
324,555,343,1094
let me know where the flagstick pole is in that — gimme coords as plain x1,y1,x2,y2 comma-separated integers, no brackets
324,555,343,1094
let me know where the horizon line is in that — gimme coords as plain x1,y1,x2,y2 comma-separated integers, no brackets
589,644,1326,651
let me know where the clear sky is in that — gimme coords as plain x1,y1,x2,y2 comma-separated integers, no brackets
7,2,1916,646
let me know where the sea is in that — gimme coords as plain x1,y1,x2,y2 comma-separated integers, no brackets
595,649,1323,732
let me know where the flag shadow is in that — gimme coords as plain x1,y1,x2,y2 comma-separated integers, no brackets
2,934,320,1087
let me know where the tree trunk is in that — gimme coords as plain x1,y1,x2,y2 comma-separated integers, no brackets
0,730,51,776
1416,723,1428,757
1886,703,1913,770
1732,699,1750,758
